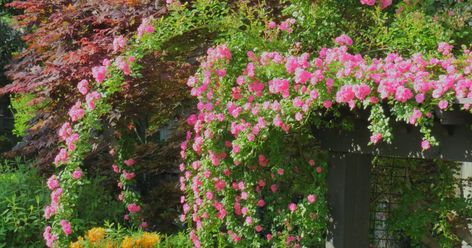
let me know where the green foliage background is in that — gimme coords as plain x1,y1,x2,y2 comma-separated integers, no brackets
0,159,124,247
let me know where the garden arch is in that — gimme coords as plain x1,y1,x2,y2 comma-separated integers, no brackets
317,99,472,248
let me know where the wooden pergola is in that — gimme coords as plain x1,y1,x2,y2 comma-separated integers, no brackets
316,99,472,248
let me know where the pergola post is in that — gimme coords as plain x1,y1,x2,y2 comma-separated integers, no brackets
315,105,472,247
326,152,372,248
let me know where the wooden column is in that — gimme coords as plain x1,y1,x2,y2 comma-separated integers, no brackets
326,152,372,248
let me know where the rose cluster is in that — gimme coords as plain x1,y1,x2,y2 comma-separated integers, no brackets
181,35,471,246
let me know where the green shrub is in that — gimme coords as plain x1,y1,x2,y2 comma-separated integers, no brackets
158,232,192,248
285,0,386,53
0,159,48,247
414,0,472,47
0,159,124,247
72,175,125,232
9,93,49,137
284,0,455,57
370,10,451,56
374,158,472,248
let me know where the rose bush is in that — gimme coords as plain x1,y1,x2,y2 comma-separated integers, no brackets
41,2,229,245
180,36,471,245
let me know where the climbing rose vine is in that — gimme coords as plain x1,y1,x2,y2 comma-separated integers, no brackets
360,0,393,9
42,17,157,247
181,37,471,246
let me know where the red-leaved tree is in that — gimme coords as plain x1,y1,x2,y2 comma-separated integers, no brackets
2,0,167,166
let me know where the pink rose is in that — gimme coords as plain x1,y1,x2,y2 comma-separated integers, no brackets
123,171,136,180
409,108,422,125
43,226,57,248
421,140,431,150
85,91,101,110
206,191,214,200
438,42,453,56
307,194,317,204
58,122,72,141
68,101,85,122
50,188,63,204
127,203,141,213
137,17,155,38
438,100,448,110
380,0,392,9
288,203,297,212
270,184,277,192
92,65,107,83
77,79,89,95
335,34,353,46
60,220,72,236
370,133,382,144
112,164,120,173
245,217,253,225
44,205,56,219
47,175,59,190
360,0,376,6
140,222,149,229
65,133,79,151
54,148,68,165
113,35,126,52
323,100,333,109
124,159,136,167
258,154,268,167
72,170,82,179
415,93,425,103
116,57,131,75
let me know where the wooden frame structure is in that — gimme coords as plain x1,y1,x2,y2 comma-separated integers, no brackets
315,101,472,248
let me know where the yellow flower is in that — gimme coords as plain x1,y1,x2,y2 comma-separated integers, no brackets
87,227,106,243
138,232,160,248
105,241,117,248
121,236,135,248
70,241,83,248
70,236,84,248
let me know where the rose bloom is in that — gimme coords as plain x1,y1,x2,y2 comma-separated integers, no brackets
127,203,141,213
288,203,297,212
307,194,317,204
124,159,136,167
72,170,82,179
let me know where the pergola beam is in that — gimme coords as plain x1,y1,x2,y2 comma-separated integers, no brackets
315,110,472,162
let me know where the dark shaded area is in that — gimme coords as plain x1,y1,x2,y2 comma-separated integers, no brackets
0,17,23,153
326,153,372,248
